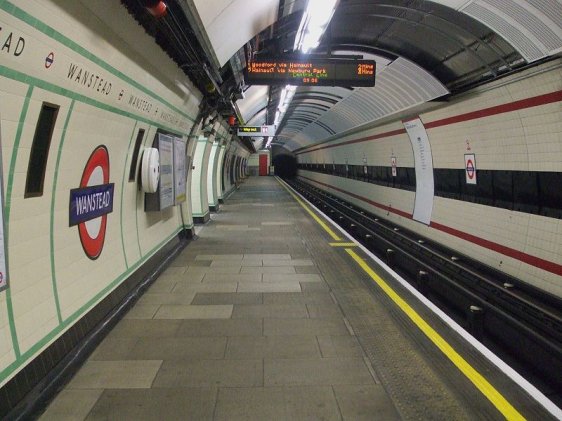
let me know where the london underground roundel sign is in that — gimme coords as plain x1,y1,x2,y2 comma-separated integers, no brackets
69,145,115,259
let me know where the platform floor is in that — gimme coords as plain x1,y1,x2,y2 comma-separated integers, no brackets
39,176,554,420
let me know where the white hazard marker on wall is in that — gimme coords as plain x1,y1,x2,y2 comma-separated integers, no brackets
465,153,477,185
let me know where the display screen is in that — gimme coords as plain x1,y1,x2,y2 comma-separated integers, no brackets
245,58,376,87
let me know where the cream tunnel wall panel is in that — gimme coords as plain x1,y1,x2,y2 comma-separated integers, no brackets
216,145,227,201
207,141,221,209
190,136,211,221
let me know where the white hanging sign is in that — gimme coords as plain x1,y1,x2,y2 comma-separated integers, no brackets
403,117,434,225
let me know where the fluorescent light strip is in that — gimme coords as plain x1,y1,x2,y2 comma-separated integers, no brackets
272,0,339,143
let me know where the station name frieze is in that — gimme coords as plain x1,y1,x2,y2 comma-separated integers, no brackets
0,27,25,57
67,62,112,95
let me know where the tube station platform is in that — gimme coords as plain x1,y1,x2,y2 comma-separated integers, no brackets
39,177,556,420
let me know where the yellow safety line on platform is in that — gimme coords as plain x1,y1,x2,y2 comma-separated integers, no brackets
277,178,341,241
329,242,357,247
345,248,525,421
280,177,524,420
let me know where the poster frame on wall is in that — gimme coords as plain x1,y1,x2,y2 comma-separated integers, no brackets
145,132,174,211
174,136,187,205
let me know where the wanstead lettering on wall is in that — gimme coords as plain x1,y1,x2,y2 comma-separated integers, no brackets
0,27,25,56
67,62,112,95
128,94,153,113
75,191,112,216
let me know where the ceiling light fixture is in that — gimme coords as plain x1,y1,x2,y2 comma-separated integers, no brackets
270,0,339,147
295,0,339,53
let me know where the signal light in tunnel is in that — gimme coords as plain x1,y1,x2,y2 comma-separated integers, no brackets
228,115,236,126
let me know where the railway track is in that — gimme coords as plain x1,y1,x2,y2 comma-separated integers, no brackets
287,178,562,405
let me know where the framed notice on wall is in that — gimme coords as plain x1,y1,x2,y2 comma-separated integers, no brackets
174,137,187,204
0,136,8,291
158,133,175,209
145,132,174,211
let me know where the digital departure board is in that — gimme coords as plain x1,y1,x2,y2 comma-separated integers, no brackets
245,58,376,87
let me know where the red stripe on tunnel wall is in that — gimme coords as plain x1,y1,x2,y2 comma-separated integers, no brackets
296,90,562,155
429,222,562,277
298,175,562,277
424,90,562,129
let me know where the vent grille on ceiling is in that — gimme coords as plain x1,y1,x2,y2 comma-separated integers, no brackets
527,0,562,29
461,0,562,62
288,57,449,147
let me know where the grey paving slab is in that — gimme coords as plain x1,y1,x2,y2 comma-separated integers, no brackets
196,254,243,260
90,338,140,361
317,335,366,358
295,266,321,274
240,259,263,267
136,292,196,306
85,388,217,421
214,386,341,421
262,259,314,267
187,266,242,274
39,389,103,421
241,266,297,274
176,319,263,337
105,320,181,339
67,360,162,389
231,304,308,319
306,303,344,319
264,358,375,386
261,221,294,225
225,336,321,359
237,281,301,293
214,386,286,421
334,385,401,421
301,281,331,291
264,318,350,336
202,273,261,283
173,282,238,293
153,359,263,388
210,260,246,268
244,254,291,259
153,304,233,319
263,273,324,283
180,259,211,267
177,271,205,283
159,266,186,276
263,292,334,305
283,386,342,420
191,292,263,305
126,337,227,360
123,304,160,319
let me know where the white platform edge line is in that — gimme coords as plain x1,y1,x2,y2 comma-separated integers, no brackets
278,176,562,418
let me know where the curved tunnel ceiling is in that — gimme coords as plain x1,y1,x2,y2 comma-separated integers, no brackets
182,0,562,151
